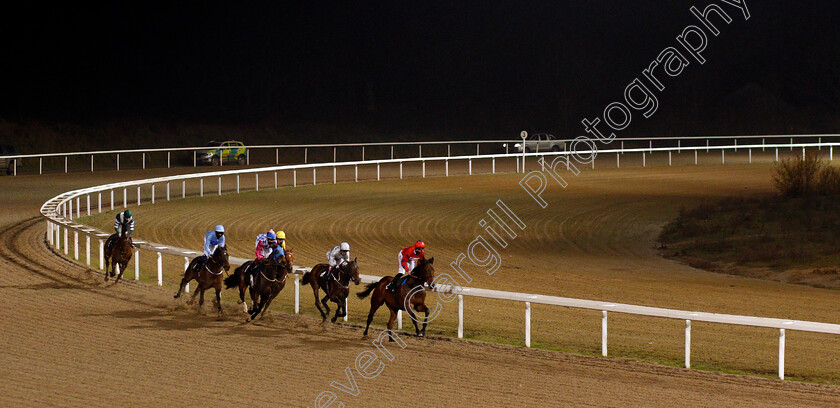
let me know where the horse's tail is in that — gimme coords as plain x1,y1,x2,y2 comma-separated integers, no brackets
223,270,240,289
356,282,378,300
301,271,312,285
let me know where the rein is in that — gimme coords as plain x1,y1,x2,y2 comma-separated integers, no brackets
204,254,227,276
259,263,288,284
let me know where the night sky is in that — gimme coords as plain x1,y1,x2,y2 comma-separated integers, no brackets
2,1,839,139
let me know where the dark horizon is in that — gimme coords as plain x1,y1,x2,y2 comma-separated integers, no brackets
2,1,839,140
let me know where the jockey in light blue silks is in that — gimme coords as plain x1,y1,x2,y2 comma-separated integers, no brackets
196,224,226,272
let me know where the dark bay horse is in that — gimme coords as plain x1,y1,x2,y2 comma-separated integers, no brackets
301,259,360,322
224,251,294,322
104,232,132,283
224,250,294,313
357,257,435,338
173,246,230,314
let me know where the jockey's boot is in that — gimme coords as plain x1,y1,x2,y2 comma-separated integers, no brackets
388,274,403,294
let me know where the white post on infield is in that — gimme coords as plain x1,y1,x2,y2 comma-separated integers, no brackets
355,165,358,182
218,176,222,196
294,274,299,314
397,310,402,329
157,251,163,286
313,168,316,185
422,161,426,178
520,131,527,173
333,166,337,184
73,231,79,260
86,235,90,265
166,182,170,201
64,228,68,255
182,180,186,199
98,192,102,213
87,194,91,216
779,329,785,380
122,188,126,208
685,320,691,369
151,184,155,204
99,239,104,270
602,311,608,357
642,152,646,167
184,257,190,293
237,174,240,193
256,173,259,191
68,199,72,220
525,302,531,348
274,171,278,189
457,294,463,339
344,296,348,322
137,186,141,206
468,159,472,175
200,178,204,196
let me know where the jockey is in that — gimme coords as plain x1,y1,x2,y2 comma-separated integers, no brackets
323,242,350,290
276,230,287,251
251,229,281,283
387,240,425,293
196,225,225,272
109,209,134,249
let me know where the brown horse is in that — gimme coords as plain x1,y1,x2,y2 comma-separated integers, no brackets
104,232,132,283
224,250,294,322
173,246,230,314
224,250,294,313
357,257,435,338
301,259,361,322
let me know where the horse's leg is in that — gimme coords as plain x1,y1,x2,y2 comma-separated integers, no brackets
214,281,223,315
331,296,345,323
115,262,126,283
419,304,430,336
259,289,280,319
363,287,386,336
385,305,398,341
312,285,328,321
247,292,264,322
174,269,192,299
405,303,421,336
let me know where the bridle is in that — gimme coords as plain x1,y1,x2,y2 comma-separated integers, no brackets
204,250,228,276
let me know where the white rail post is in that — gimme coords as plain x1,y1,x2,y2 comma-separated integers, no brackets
476,143,480,155
749,149,752,164
668,151,672,166
819,137,822,150
184,257,190,293
64,228,68,255
422,161,426,178
355,164,358,182
642,152,646,167
166,182,170,201
255,173,259,191
400,162,403,179
293,170,297,187
39,157,42,174
218,176,222,196
87,195,91,216
246,149,249,165
274,171,278,189
86,235,90,265
156,251,163,286
313,168,317,185
362,146,365,161
236,174,240,193
685,320,691,368
151,184,155,204
525,302,531,348
304,147,308,163
734,139,737,152
99,239,104,270
55,224,59,250
116,153,119,171
137,186,141,206
276,148,279,165
418,145,422,158
694,150,698,165
91,155,94,172
831,146,834,161
621,140,624,153
333,147,337,162
377,163,380,181
142,152,146,169
182,180,186,198
65,156,68,173
779,329,785,380
678,139,681,151
468,159,472,175
775,148,778,162
73,231,79,260
98,192,102,213
802,146,805,160
76,196,80,218
790,137,793,150
167,151,170,168
68,199,73,220
602,311,608,357
122,188,126,208
457,294,464,338
706,139,709,153
762,138,765,151
134,249,140,280
397,310,403,329
492,157,496,173
344,296,349,322
616,153,620,168
47,221,52,246
391,145,395,159
649,140,652,153
200,178,204,196
721,149,725,165
294,274,299,314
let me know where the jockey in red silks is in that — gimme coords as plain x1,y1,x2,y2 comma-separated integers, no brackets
387,240,425,293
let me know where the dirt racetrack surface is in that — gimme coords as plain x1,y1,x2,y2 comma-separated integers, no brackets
2,161,840,407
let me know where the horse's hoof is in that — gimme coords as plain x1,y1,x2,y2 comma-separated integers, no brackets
417,333,425,338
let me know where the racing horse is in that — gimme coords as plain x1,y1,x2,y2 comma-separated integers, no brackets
301,259,361,322
173,246,230,314
244,252,293,322
104,232,132,283
223,250,294,321
357,257,435,338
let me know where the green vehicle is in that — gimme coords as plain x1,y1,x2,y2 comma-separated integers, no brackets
199,140,248,165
